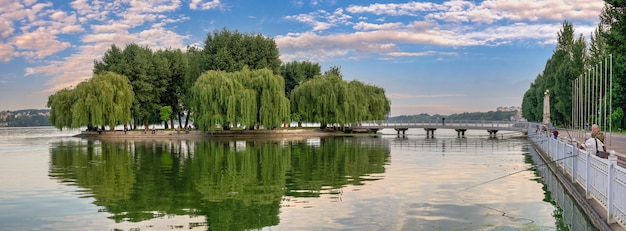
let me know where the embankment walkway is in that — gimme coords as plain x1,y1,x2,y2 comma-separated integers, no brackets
530,124,625,231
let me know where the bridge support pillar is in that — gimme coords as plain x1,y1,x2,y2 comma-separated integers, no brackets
455,129,467,138
394,128,408,137
487,130,499,138
424,128,436,138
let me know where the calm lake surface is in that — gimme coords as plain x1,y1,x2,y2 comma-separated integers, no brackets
0,127,595,230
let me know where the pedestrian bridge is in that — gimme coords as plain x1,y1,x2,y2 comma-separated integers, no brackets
348,120,527,137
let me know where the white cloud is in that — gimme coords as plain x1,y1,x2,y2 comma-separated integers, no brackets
353,21,402,31
12,27,71,59
0,18,14,38
346,0,602,23
346,2,442,16
189,0,221,10
279,0,604,62
0,43,14,62
285,9,352,31
21,0,210,93
386,51,457,57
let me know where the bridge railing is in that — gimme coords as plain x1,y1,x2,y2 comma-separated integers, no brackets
356,120,526,129
527,122,625,229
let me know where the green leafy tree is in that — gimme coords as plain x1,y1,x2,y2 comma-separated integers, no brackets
190,71,252,131
280,61,321,96
235,68,290,129
47,72,134,130
202,28,281,74
290,68,390,128
94,43,164,130
160,106,173,128
600,0,626,129
159,49,188,129
189,68,289,131
47,88,76,130
182,46,204,129
93,44,126,75
612,107,624,130
521,21,587,126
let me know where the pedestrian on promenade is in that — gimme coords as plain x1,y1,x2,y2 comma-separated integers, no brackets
591,124,605,144
551,129,559,139
580,133,605,156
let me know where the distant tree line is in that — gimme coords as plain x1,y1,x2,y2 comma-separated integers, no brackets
522,1,626,129
46,28,391,132
388,111,518,123
0,109,51,127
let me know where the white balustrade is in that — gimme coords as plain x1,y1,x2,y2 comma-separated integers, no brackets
528,122,625,229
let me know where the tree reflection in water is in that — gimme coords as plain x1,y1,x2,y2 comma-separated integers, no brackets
48,137,390,230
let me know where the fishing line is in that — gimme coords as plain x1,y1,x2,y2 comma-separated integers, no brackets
455,142,569,230
462,151,576,191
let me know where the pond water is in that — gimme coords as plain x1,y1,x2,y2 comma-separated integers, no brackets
0,127,595,230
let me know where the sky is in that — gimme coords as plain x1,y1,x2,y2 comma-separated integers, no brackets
0,0,605,116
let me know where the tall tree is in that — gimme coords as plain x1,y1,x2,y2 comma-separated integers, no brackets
189,68,290,132
93,44,126,75
600,0,626,129
160,49,188,129
290,69,390,128
202,28,281,74
94,43,163,130
189,70,251,131
47,88,76,130
236,68,290,129
47,72,134,130
280,60,321,96
182,46,204,129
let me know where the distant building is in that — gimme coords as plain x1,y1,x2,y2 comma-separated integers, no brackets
497,106,521,112
497,106,523,121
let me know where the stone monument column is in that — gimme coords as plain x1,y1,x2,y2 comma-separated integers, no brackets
543,89,550,125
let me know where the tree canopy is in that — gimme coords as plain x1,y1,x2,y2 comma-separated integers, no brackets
189,68,290,131
290,68,390,128
202,28,281,74
522,8,626,130
49,28,390,132
47,72,134,130
600,0,626,129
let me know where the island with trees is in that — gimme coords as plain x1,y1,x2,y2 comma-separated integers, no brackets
46,28,392,135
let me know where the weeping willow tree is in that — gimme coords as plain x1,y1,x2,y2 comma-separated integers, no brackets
290,73,390,128
47,88,77,130
47,72,134,130
235,68,290,129
190,68,290,131
190,71,247,131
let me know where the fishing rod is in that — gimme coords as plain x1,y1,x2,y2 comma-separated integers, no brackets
462,150,577,191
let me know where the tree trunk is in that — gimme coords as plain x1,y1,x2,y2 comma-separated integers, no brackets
178,112,183,129
298,121,302,127
144,116,149,132
184,113,190,129
170,117,175,130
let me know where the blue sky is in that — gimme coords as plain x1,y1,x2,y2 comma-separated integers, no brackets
0,0,604,116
